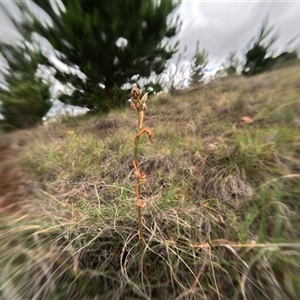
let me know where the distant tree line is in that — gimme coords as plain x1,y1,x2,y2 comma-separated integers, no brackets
222,19,299,77
160,18,299,96
242,19,298,76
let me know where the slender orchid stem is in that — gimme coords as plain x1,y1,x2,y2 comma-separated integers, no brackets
130,83,152,277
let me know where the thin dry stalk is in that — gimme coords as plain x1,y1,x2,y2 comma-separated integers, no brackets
130,83,153,276
188,259,207,300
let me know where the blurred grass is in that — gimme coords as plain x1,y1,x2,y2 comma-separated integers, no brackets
1,64,300,299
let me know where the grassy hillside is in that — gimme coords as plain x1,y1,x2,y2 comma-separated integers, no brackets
1,65,300,300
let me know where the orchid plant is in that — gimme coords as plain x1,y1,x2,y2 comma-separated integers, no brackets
130,83,153,274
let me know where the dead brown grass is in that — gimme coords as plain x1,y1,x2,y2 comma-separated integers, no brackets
1,64,300,299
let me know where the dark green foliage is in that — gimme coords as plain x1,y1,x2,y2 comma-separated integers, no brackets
29,0,181,112
0,5,52,129
240,18,299,76
0,81,51,128
189,41,208,86
242,19,278,76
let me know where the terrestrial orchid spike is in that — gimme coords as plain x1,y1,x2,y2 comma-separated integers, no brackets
130,83,141,110
130,81,152,277
131,83,141,100
130,84,148,111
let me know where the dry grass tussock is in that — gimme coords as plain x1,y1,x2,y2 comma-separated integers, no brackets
1,64,300,299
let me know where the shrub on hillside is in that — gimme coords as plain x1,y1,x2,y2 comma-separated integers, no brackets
0,81,52,128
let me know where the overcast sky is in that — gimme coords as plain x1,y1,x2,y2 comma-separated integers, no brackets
1,1,300,72
176,1,300,68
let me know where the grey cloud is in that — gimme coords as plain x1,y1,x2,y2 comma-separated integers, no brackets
176,1,300,67
0,5,22,44
1,1,300,70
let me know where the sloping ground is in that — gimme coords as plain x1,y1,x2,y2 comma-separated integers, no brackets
1,65,300,299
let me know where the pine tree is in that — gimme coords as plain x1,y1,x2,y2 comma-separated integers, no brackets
242,18,277,76
189,41,209,86
27,0,181,112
